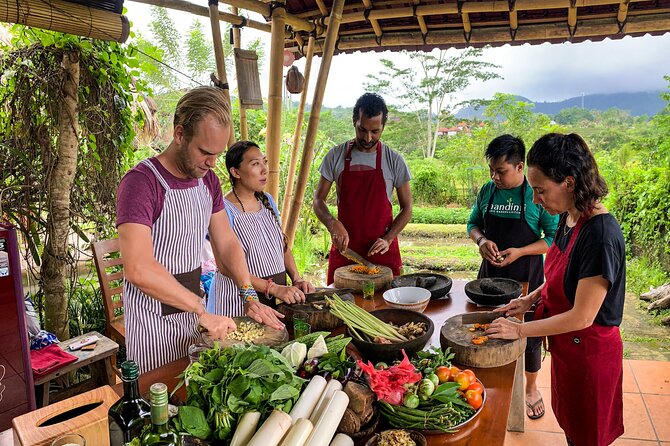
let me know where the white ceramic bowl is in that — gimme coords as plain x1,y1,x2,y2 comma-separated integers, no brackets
382,287,431,313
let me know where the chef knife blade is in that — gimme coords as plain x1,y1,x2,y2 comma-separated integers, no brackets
341,248,375,269
460,311,503,324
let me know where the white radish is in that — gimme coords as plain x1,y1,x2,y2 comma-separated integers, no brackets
329,434,354,446
246,410,293,446
308,379,342,424
278,418,314,446
289,375,327,423
304,391,350,446
230,411,262,446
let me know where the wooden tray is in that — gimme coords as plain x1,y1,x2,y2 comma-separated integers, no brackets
333,265,393,292
439,313,526,368
204,317,288,348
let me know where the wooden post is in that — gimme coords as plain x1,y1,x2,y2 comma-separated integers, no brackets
231,5,248,140
284,0,345,247
265,0,286,200
208,0,236,146
281,35,315,227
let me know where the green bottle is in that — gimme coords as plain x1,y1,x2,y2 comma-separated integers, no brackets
109,360,150,445
140,382,181,446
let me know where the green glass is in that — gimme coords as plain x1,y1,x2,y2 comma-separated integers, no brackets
108,361,150,446
293,311,311,338
139,383,181,446
362,280,375,300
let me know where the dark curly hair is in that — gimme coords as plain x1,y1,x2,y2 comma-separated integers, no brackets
226,140,287,251
353,92,388,126
527,133,608,213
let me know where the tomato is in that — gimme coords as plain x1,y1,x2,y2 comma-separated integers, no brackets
448,366,461,381
435,366,451,383
454,371,471,391
462,369,477,383
467,381,484,395
465,389,483,410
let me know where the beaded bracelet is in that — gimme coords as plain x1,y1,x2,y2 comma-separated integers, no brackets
239,284,259,303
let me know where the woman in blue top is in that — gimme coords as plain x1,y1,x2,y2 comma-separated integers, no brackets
209,141,315,317
467,134,558,419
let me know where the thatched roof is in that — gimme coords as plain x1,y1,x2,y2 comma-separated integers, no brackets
281,0,670,57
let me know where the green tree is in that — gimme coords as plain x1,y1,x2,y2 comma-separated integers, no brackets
553,107,596,125
185,19,215,84
366,48,500,158
148,6,182,90
0,26,146,340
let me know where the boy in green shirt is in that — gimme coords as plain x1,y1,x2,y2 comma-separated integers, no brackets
467,134,558,419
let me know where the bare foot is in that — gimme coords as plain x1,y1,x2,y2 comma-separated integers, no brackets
525,388,545,419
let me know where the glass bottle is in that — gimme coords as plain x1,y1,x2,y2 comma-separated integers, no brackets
140,382,181,446
109,360,150,445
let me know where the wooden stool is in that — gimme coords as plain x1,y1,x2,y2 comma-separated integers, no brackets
34,331,118,407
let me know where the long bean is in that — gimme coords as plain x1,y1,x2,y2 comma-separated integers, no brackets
326,294,408,342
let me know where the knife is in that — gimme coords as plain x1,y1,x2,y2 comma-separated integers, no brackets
461,311,503,324
304,288,355,302
341,248,376,269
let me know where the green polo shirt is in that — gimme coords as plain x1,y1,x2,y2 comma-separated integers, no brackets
467,180,558,247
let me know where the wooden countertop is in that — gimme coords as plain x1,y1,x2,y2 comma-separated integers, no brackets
120,279,523,445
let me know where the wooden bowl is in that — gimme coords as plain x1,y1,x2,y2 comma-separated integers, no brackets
350,408,380,441
365,430,426,446
464,278,522,306
347,309,434,364
391,273,453,300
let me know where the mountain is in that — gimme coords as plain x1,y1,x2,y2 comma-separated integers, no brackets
455,91,666,119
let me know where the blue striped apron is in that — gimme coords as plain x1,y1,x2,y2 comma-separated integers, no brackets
212,197,285,316
124,159,211,374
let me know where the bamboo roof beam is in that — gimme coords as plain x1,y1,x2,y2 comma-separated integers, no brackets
315,0,328,17
309,12,670,52
568,4,578,35
618,2,630,25
223,0,316,32
362,0,383,38
209,1,235,147
413,0,428,36
462,12,472,35
0,0,129,42
131,0,273,33
285,0,346,248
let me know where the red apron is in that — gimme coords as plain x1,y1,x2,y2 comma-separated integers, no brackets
535,215,624,446
326,141,402,284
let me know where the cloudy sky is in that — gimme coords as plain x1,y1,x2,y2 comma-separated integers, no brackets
125,1,670,108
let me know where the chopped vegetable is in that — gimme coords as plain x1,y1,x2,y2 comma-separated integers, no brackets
350,265,380,275
378,429,416,446
228,321,266,342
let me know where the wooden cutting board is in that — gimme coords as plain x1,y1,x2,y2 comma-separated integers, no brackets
439,313,526,368
278,292,355,331
333,265,393,291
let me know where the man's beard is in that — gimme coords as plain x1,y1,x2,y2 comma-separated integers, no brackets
175,142,201,178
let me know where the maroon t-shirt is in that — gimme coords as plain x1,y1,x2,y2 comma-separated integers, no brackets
116,157,225,228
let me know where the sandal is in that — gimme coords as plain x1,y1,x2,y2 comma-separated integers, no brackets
526,398,545,420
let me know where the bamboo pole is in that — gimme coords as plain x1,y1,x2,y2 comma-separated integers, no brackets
285,0,346,248
617,2,629,24
222,0,316,32
281,35,315,227
0,0,129,42
362,0,383,37
413,0,428,35
231,6,249,140
209,1,236,146
131,0,272,33
265,0,287,200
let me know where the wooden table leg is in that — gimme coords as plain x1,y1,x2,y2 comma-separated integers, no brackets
507,355,525,432
36,382,50,407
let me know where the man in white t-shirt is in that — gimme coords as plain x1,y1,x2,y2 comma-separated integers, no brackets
313,93,413,284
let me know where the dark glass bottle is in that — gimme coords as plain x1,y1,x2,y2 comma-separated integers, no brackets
109,360,151,445
140,382,181,446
